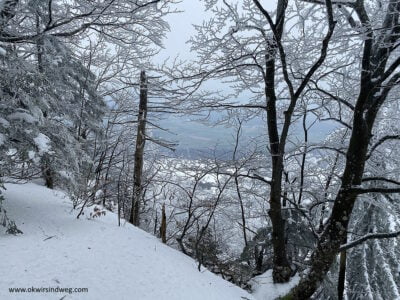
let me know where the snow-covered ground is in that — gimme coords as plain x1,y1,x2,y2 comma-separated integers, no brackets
0,183,255,300
250,270,300,300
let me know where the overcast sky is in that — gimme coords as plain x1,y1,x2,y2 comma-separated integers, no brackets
156,1,207,62
157,1,277,62
152,1,333,153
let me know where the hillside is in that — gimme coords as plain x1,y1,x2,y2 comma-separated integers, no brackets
0,183,255,300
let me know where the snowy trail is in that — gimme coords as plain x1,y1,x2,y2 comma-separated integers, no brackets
0,183,254,300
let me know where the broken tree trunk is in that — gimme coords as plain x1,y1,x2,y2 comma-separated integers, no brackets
160,203,167,244
129,70,148,226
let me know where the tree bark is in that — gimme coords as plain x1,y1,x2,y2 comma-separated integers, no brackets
41,162,54,189
338,248,347,300
160,203,167,244
265,53,292,283
129,70,147,226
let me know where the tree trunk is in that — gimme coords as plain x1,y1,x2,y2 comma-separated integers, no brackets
36,15,55,189
42,162,54,189
338,248,347,300
285,101,372,298
129,70,147,226
160,203,167,244
269,163,292,283
265,57,292,283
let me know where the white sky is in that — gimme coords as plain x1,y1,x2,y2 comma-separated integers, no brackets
157,0,277,62
156,1,207,62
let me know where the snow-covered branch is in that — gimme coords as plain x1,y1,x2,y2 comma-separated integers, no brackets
339,230,400,251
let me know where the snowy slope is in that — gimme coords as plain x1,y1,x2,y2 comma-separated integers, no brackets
0,183,254,300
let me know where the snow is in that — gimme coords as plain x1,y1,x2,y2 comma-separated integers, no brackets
28,150,39,163
0,132,5,146
249,270,300,300
0,117,10,127
302,198,313,208
0,183,255,300
8,112,37,124
33,133,52,155
388,214,398,232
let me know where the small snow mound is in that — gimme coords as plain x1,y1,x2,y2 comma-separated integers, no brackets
250,270,300,300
